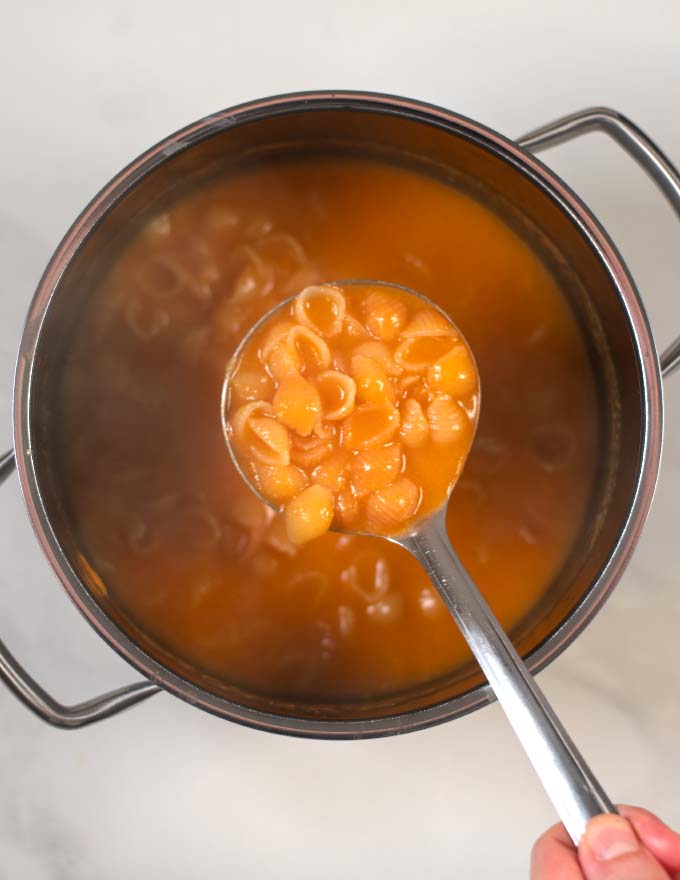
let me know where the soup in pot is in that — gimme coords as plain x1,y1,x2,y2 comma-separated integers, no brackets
59,157,599,701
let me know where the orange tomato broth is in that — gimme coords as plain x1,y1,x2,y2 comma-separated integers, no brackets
226,283,480,541
59,157,599,701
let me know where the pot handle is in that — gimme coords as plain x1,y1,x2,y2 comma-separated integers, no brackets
517,107,680,379
0,449,160,727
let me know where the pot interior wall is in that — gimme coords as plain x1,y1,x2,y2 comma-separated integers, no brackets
27,103,643,723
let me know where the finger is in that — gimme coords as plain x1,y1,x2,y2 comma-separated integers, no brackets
619,805,680,874
578,814,671,880
531,821,584,880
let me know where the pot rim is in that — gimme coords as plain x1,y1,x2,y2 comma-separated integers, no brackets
12,90,663,738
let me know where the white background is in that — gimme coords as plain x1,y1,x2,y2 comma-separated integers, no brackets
1,1,679,877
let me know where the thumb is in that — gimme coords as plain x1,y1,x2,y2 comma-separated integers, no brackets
578,814,671,880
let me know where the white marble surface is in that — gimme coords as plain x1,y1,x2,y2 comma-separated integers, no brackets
1,1,680,876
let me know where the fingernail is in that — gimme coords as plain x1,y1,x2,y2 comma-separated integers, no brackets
586,815,639,862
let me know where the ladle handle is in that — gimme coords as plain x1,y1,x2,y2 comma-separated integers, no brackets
517,106,680,378
0,448,160,727
401,512,615,844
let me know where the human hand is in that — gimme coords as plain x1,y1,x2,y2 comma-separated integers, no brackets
531,806,680,879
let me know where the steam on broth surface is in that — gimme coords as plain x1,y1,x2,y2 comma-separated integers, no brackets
59,157,599,700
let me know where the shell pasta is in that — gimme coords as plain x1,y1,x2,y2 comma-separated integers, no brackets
227,283,479,542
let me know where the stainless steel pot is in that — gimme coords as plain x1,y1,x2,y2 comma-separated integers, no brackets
1,93,679,737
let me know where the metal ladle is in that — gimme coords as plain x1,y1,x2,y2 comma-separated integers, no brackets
222,281,615,843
